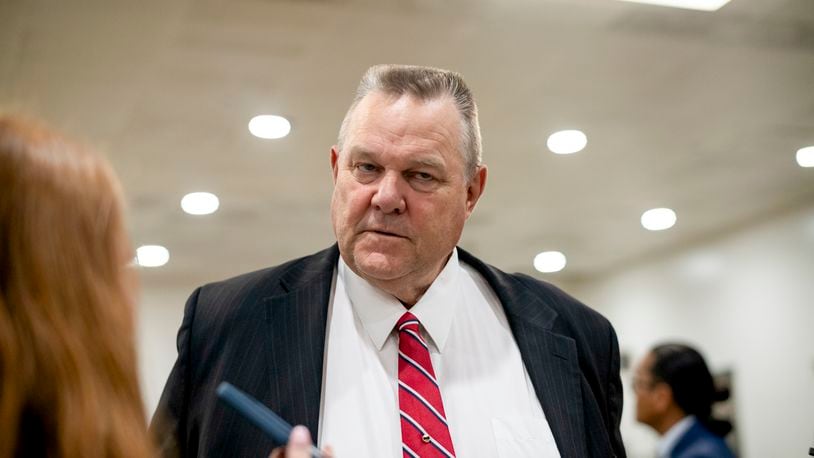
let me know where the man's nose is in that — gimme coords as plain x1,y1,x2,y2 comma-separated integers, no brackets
371,171,406,215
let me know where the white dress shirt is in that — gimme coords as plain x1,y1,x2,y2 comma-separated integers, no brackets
318,249,560,457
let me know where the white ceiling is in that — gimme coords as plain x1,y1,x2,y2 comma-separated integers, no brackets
2,0,813,291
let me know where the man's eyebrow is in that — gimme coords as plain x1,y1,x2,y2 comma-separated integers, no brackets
409,157,445,170
347,148,446,170
347,148,377,160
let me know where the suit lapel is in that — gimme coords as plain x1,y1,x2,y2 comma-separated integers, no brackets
458,248,588,457
262,246,339,442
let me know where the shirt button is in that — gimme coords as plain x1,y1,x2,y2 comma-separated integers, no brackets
422,434,431,443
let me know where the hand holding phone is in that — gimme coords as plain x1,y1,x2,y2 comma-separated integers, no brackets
216,382,327,458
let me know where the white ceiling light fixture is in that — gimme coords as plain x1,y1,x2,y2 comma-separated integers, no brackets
181,192,220,215
617,0,732,11
796,146,814,168
248,114,291,139
135,245,170,268
547,129,587,155
533,251,567,273
641,208,677,231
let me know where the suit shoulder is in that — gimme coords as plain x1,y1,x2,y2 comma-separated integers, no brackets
676,440,734,458
512,271,613,330
195,245,338,308
675,423,735,458
458,247,614,334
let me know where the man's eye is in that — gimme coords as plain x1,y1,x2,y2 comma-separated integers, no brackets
413,172,434,181
356,163,377,173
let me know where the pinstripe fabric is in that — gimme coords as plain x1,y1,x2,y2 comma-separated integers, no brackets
150,245,626,458
458,248,626,457
151,247,338,458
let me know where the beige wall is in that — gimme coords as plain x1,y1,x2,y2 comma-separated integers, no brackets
575,206,814,457
137,287,188,419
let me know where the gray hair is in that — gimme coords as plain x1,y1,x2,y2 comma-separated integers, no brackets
337,64,482,179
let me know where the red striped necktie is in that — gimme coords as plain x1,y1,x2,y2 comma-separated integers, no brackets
397,312,456,458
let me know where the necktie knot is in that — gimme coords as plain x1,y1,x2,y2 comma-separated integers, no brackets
397,311,421,334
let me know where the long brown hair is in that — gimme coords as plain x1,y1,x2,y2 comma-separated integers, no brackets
0,116,153,457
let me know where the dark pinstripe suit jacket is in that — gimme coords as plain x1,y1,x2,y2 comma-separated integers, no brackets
151,245,625,458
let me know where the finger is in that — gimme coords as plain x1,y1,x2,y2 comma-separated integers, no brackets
286,425,313,458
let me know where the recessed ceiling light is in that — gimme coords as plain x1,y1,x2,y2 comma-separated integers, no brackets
248,115,291,139
533,251,567,273
135,245,170,268
641,208,677,231
617,0,732,11
547,130,587,155
181,192,220,215
796,146,814,168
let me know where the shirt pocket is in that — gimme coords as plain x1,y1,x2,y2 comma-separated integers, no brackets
491,416,560,458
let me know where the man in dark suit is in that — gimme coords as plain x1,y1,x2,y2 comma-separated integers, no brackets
633,343,734,458
152,64,625,457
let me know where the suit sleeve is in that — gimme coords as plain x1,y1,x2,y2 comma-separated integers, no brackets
606,325,626,457
150,287,202,458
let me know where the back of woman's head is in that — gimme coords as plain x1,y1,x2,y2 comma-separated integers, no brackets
650,343,731,437
0,116,152,457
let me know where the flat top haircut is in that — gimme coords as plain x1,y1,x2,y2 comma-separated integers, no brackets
337,64,483,180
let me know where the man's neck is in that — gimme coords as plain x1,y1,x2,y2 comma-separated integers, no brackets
368,275,434,306
655,408,687,436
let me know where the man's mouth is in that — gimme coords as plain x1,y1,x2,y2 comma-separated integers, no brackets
366,229,407,239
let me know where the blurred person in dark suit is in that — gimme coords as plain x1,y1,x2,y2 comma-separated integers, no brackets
0,116,153,457
633,343,735,458
152,64,625,458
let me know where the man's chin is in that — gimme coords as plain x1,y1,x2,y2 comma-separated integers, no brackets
352,251,409,282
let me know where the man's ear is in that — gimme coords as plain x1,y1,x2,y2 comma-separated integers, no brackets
465,164,487,217
330,146,340,183
652,382,674,411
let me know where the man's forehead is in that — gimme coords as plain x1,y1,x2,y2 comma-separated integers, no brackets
344,93,460,142
363,89,453,107
353,91,458,123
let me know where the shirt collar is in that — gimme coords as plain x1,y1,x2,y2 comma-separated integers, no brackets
657,415,696,458
338,248,461,353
